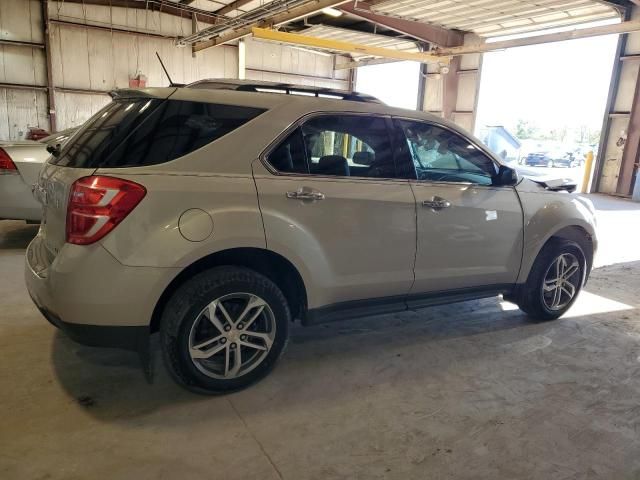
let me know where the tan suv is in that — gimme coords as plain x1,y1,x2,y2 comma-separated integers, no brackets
25,80,597,393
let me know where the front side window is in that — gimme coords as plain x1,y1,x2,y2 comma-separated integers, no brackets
398,120,497,186
267,115,397,179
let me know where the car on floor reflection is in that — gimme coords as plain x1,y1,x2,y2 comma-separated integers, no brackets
25,79,598,394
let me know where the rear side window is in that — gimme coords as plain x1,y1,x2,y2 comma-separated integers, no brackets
50,99,265,168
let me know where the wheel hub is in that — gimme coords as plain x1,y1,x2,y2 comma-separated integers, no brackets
542,253,581,311
188,293,276,379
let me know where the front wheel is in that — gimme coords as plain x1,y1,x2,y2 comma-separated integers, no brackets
160,266,290,394
516,239,585,321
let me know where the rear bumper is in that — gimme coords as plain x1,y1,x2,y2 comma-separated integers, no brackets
0,174,42,221
31,299,147,350
25,233,179,349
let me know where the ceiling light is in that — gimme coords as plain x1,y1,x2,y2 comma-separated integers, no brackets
322,7,343,17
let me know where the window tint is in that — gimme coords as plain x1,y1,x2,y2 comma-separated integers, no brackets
50,99,265,168
267,115,397,178
398,120,497,185
268,128,308,174
302,116,395,178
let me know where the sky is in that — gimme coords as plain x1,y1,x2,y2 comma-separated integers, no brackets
475,34,619,134
354,31,619,137
356,61,420,109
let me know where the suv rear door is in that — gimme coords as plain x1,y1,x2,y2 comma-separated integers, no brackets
253,113,416,315
393,118,523,304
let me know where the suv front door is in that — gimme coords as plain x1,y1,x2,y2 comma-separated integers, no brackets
394,118,523,305
253,114,416,316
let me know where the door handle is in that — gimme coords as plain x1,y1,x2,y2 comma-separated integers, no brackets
422,196,451,210
286,187,325,201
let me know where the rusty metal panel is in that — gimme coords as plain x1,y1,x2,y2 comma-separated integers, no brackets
598,116,630,193
614,61,640,113
455,72,478,113
0,0,43,43
54,91,109,131
0,88,49,140
423,75,443,112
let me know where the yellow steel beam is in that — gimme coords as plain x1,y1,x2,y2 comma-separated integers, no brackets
251,27,449,65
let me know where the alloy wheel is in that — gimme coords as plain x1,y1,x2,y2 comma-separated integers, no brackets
188,293,276,379
541,253,581,311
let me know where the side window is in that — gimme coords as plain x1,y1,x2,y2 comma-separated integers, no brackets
268,128,309,174
398,120,497,186
302,115,396,178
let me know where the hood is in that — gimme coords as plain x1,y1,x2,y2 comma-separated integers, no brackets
511,163,578,193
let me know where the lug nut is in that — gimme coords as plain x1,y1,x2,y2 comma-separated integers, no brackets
230,343,237,349
237,323,244,329
240,335,247,341
220,338,227,344
224,325,231,332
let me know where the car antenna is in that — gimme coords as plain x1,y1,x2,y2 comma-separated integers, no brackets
156,52,185,87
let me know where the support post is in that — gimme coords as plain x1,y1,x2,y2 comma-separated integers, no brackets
41,0,56,132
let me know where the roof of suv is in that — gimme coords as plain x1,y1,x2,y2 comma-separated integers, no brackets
187,78,382,104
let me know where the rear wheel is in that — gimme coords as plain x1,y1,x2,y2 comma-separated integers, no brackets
160,266,290,394
516,239,585,321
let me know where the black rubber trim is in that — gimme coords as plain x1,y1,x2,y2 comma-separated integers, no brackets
31,297,147,351
305,284,514,325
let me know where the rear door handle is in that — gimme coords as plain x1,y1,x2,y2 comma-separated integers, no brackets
422,196,451,210
286,187,325,201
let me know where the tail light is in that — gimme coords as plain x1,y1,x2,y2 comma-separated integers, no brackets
0,148,18,174
66,176,146,245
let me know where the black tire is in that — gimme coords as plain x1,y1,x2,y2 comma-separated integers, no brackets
516,239,585,321
160,266,290,394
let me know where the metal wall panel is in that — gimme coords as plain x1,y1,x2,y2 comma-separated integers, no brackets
244,38,348,89
613,61,639,113
54,91,110,131
0,88,49,139
598,116,630,193
423,75,443,113
0,0,43,43
455,72,478,113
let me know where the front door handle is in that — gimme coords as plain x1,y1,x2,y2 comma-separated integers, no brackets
286,187,325,201
422,196,451,210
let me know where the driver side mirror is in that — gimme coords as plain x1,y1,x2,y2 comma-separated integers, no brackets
494,165,518,186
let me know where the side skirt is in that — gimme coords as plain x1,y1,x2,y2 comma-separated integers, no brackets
304,284,515,326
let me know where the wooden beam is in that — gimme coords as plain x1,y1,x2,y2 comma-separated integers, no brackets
193,0,351,51
433,19,640,56
251,27,449,64
216,0,254,16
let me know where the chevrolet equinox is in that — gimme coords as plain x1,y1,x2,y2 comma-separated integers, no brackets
26,80,597,393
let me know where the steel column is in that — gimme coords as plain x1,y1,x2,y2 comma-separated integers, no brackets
41,0,56,133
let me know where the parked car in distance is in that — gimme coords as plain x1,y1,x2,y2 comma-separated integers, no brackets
25,80,597,394
0,128,75,222
524,150,577,168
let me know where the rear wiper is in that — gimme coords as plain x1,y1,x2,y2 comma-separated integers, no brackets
46,144,61,157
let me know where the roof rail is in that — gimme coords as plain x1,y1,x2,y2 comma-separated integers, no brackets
186,78,382,104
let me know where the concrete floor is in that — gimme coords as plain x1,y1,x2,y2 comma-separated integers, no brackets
1,194,639,480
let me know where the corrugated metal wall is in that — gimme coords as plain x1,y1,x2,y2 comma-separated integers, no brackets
596,6,640,194
0,2,348,140
423,33,482,132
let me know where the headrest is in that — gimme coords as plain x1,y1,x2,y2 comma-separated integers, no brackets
353,151,375,166
317,155,349,176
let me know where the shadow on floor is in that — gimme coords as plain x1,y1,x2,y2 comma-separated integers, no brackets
0,221,39,249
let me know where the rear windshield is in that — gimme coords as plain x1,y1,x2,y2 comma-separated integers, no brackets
50,98,265,168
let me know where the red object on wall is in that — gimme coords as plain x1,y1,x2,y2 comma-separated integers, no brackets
129,74,147,88
26,127,50,140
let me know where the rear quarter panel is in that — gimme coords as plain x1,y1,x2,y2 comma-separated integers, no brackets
515,179,597,283
98,172,266,268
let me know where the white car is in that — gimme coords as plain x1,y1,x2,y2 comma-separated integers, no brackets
0,129,75,222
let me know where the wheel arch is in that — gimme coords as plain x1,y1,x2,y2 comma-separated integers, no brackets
150,247,308,333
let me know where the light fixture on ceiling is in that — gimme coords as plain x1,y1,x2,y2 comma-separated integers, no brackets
322,7,343,17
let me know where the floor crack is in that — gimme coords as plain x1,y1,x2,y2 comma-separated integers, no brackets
227,398,284,480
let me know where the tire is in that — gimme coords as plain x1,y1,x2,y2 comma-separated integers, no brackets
160,266,290,394
516,239,585,321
